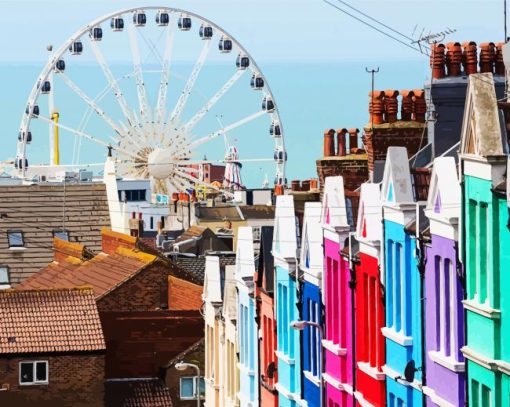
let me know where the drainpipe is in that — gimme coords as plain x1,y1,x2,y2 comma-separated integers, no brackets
348,232,357,407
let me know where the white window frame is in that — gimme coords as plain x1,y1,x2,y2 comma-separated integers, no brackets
0,266,9,286
179,376,205,400
7,231,24,248
19,361,48,385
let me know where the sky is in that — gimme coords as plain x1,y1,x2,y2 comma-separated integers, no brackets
0,0,506,63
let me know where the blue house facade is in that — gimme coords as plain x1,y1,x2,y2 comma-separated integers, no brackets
381,147,423,406
273,195,305,406
236,226,259,406
300,202,323,407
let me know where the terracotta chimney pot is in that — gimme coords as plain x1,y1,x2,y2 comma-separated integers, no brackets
274,184,284,196
412,89,426,123
462,41,478,75
495,42,506,75
324,129,335,157
368,90,386,125
430,43,446,79
446,42,462,76
291,180,301,192
301,180,311,192
348,128,360,152
400,90,414,121
309,179,318,190
479,42,496,73
384,89,399,123
336,128,348,156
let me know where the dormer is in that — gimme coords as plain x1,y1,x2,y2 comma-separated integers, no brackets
236,226,256,292
424,157,461,240
321,176,350,243
356,183,382,255
300,202,323,285
460,72,508,184
381,147,416,225
272,195,298,265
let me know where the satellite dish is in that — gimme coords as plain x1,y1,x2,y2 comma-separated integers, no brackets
266,362,276,379
404,360,417,382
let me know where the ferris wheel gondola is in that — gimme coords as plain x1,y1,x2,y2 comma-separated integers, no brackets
16,6,286,196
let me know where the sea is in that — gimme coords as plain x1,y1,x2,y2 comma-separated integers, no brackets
0,59,429,188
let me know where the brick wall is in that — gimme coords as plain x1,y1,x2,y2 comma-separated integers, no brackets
97,261,169,312
168,276,203,311
316,155,369,192
0,354,105,407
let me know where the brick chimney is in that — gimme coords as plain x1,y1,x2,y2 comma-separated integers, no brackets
337,128,348,156
323,129,336,157
102,228,137,255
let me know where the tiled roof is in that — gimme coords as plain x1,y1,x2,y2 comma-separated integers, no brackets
0,288,105,354
174,225,209,243
239,205,275,219
105,378,173,407
17,234,158,299
175,255,236,283
196,206,242,221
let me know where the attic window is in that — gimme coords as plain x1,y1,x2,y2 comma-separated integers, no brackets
53,230,69,241
7,231,24,248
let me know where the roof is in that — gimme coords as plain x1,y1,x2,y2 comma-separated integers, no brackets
239,205,275,219
196,206,242,221
0,288,105,354
177,255,236,284
173,225,210,243
0,182,111,285
105,378,173,407
17,230,158,299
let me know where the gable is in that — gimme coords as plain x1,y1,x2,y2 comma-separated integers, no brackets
300,202,323,272
321,176,349,228
356,183,382,242
425,157,460,222
460,72,506,158
272,195,298,258
381,147,414,205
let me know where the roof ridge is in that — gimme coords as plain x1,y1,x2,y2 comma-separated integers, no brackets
6,286,94,295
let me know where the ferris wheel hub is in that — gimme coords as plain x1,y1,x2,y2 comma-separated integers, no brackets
147,147,176,180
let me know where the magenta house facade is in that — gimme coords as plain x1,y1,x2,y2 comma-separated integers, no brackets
321,176,353,405
423,157,466,406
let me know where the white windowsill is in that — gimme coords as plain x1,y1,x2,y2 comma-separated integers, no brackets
354,391,377,407
275,350,295,365
357,362,386,380
303,370,321,386
322,373,353,394
428,351,465,372
382,365,422,391
381,327,413,346
321,339,347,356
9,247,26,251
462,299,500,319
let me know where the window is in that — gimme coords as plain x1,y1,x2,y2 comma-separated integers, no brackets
52,230,69,241
118,189,147,202
179,377,205,400
252,226,261,242
435,257,457,357
19,361,48,385
0,266,9,286
387,239,404,334
8,231,24,248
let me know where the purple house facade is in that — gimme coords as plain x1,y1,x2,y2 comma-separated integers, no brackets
423,157,465,406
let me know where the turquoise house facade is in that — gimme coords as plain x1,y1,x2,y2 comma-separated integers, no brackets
381,147,423,406
273,195,305,406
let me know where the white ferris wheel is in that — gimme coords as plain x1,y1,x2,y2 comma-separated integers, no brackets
17,6,286,197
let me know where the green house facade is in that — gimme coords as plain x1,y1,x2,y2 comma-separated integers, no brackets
460,73,510,406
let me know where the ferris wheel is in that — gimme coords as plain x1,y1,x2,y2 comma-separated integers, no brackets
17,6,286,196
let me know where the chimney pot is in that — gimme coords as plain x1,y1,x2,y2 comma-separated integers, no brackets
301,180,311,192
479,42,496,73
324,129,336,157
368,90,386,125
384,89,399,123
309,179,318,190
400,90,414,121
336,128,348,156
462,41,478,75
430,43,446,79
412,89,426,123
291,180,301,192
348,128,360,152
446,42,463,76
495,42,506,75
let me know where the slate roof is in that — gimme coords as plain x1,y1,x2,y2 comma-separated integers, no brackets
0,288,105,354
176,255,236,283
105,378,173,407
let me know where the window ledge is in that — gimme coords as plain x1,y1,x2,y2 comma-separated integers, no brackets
382,365,422,391
422,386,457,407
237,363,255,376
357,362,385,380
9,247,26,252
322,373,353,394
303,370,321,386
381,327,413,346
428,351,465,373
462,299,500,319
321,339,347,356
19,382,48,386
275,350,295,365
461,346,498,371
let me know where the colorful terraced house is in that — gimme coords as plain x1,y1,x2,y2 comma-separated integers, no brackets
459,73,510,406
321,176,353,405
381,147,423,405
422,157,466,407
236,226,259,407
299,202,324,407
255,226,279,407
273,195,305,406
353,182,386,406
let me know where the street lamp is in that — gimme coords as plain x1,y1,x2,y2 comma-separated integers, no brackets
175,362,201,407
290,320,324,407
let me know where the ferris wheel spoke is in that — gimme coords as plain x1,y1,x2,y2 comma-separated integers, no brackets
89,39,137,128
188,110,266,150
168,40,212,126
128,23,152,126
58,73,124,137
181,69,246,133
155,24,175,132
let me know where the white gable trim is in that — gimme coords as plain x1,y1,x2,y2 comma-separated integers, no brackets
381,147,414,206
204,256,223,303
300,202,324,279
273,195,298,259
321,176,349,229
236,226,255,290
356,183,382,242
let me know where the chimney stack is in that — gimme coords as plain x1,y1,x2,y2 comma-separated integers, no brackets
368,90,386,125
400,90,414,121
324,129,336,157
479,42,496,73
430,43,446,79
384,90,399,123
446,42,462,76
462,41,478,75
348,128,360,152
337,128,348,156
412,89,426,123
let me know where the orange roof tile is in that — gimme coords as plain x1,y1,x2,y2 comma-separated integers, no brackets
0,288,105,354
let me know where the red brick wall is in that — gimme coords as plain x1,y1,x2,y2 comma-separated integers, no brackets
0,354,105,407
168,276,203,311
97,261,169,312
316,156,369,192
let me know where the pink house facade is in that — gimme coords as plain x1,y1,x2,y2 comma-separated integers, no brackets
321,176,353,405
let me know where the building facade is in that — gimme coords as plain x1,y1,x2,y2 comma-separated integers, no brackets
354,182,386,406
423,157,465,406
321,176,353,405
